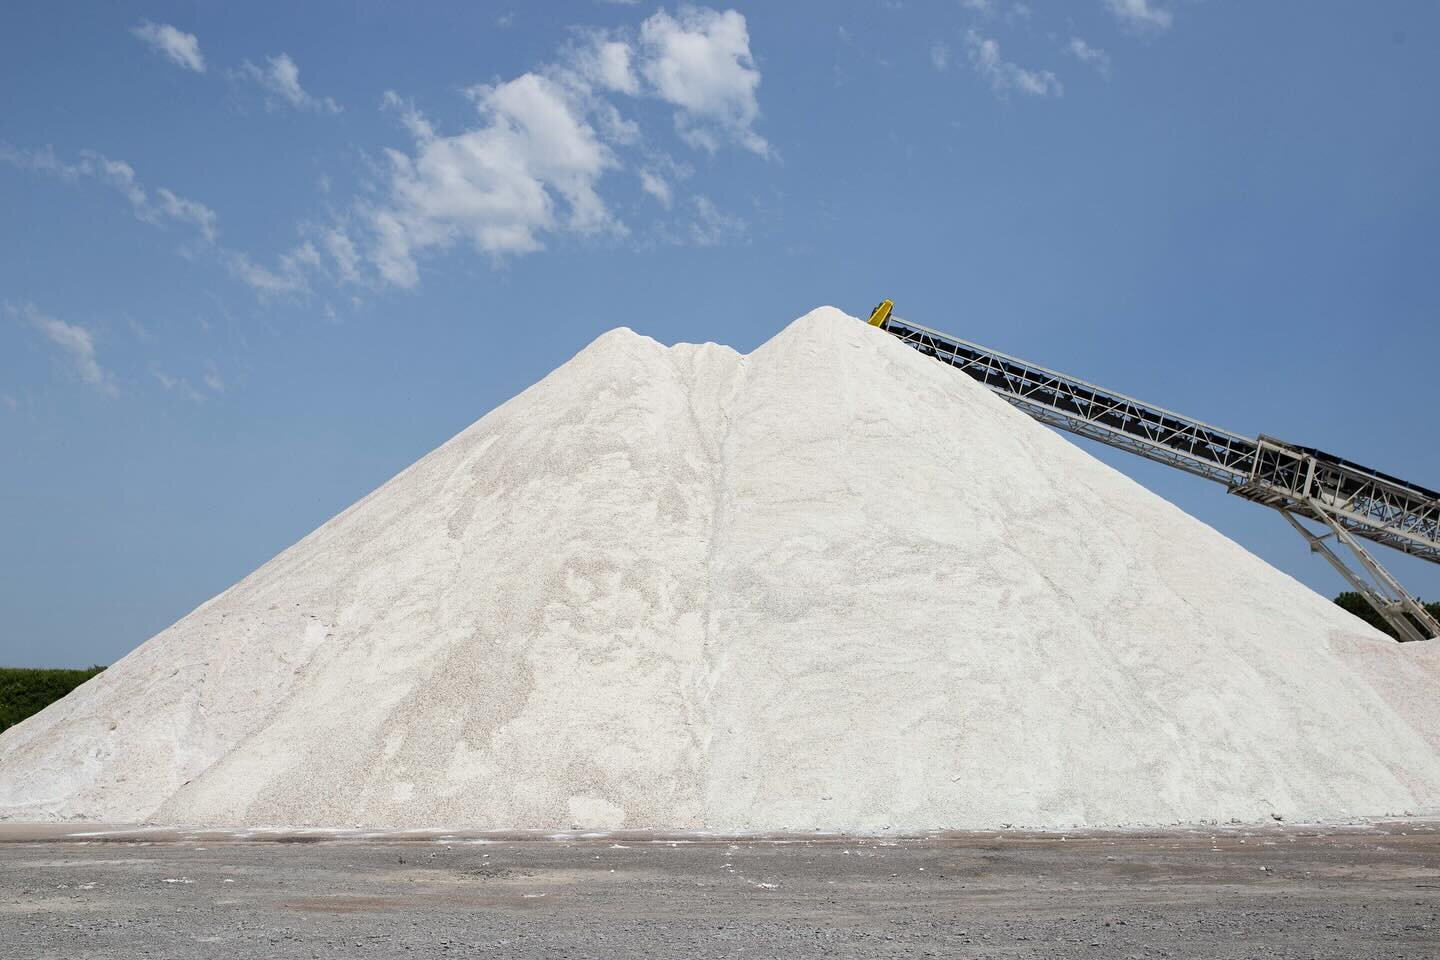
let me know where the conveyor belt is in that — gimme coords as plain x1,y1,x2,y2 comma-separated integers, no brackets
871,309,1439,640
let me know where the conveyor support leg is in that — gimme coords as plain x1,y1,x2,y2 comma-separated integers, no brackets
1278,505,1440,642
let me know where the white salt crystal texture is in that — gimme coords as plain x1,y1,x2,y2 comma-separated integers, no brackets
2,307,1437,831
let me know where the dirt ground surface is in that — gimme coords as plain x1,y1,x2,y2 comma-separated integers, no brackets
1,822,1438,958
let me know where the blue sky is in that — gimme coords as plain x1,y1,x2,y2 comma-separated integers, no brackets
2,1,1437,667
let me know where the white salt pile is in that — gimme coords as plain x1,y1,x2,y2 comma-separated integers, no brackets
2,307,1438,832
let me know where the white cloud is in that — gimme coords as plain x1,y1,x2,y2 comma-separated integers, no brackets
577,35,641,95
590,99,641,146
0,145,218,242
638,169,673,207
930,41,951,72
965,30,1062,98
1,144,339,302
323,227,363,284
202,362,225,393
154,187,220,240
1105,0,1173,31
962,1,1034,23
688,195,744,246
566,8,767,154
227,243,320,296
639,7,768,156
368,75,619,286
151,368,207,403
1068,37,1111,76
17,303,117,396
190,5,768,290
0,392,19,412
131,21,205,73
239,53,341,113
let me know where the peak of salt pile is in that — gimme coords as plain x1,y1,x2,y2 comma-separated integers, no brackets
3,307,1438,831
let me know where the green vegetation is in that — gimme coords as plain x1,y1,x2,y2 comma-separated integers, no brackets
0,666,106,734
1333,592,1440,641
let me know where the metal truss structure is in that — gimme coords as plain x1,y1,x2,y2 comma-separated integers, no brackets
873,312,1440,641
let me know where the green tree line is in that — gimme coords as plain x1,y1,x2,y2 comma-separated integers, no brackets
1333,592,1440,641
0,666,106,734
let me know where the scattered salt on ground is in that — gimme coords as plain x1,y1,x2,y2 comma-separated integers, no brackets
2,307,1437,831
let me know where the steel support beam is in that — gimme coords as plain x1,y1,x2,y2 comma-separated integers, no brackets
871,312,1439,640
1277,507,1439,642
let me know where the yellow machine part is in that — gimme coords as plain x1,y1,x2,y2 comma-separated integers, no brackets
867,299,894,327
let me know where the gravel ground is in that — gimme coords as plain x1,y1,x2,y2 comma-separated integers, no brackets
2,822,1438,958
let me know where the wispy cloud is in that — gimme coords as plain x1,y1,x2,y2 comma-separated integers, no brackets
1068,37,1111,77
202,361,225,394
960,0,1031,22
0,145,218,243
151,367,207,403
131,21,206,73
323,228,363,284
965,30,1062,98
688,195,745,246
227,243,321,296
639,169,674,208
15,303,118,396
1105,0,1173,31
238,53,341,113
1,144,340,301
153,187,219,241
930,41,951,72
